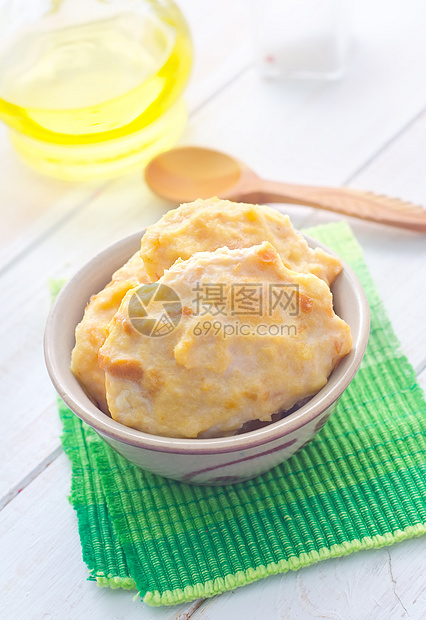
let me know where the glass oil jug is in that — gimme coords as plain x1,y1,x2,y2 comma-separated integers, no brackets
0,0,192,180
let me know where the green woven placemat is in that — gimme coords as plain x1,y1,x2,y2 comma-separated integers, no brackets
59,221,426,606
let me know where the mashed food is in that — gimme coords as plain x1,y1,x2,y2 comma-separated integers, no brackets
99,243,352,438
139,198,342,285
71,252,149,412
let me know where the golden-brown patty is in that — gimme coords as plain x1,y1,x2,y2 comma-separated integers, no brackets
99,243,352,438
140,198,342,285
71,251,149,412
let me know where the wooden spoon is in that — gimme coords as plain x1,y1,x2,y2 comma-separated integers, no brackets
144,146,426,233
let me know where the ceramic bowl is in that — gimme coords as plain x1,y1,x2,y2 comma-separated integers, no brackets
44,231,369,485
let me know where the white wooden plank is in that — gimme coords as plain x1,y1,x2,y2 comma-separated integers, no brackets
182,0,252,112
190,536,426,620
291,108,426,370
0,182,111,274
0,124,88,260
184,1,426,187
0,175,165,505
344,100,426,368
0,453,191,620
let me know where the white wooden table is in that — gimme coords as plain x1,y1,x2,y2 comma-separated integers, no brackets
1,1,426,618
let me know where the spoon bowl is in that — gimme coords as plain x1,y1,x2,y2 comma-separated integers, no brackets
144,146,244,202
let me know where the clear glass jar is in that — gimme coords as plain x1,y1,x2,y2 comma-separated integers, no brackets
0,0,192,180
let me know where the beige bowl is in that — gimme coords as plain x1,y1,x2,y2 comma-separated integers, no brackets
44,231,369,485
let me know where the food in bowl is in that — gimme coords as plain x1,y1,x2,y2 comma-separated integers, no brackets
140,197,342,285
70,198,352,440
70,251,149,412
99,242,352,438
46,221,369,484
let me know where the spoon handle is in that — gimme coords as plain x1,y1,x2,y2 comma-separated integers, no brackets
244,180,426,233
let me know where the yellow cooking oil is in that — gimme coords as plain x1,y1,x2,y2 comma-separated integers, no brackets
0,8,192,180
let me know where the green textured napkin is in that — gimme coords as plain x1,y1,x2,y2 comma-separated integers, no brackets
59,221,426,606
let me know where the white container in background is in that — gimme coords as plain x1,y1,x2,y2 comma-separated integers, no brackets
251,0,349,80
